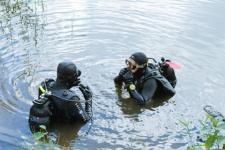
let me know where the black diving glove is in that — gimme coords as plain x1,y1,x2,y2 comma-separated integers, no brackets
79,84,93,100
73,78,81,86
114,68,129,84
123,71,134,84
119,68,129,77
123,71,134,85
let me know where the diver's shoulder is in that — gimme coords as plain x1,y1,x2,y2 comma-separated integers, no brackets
40,78,55,87
51,88,78,101
67,89,79,100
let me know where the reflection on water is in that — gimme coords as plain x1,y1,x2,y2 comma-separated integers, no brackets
48,122,83,148
116,86,171,118
0,0,225,149
0,0,44,80
0,0,46,114
0,0,46,45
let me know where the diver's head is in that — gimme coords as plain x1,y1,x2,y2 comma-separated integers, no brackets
125,52,148,74
56,61,81,88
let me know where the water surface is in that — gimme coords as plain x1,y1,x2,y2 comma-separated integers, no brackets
0,0,225,149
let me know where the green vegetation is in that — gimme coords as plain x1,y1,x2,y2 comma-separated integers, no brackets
180,113,225,150
28,125,60,150
0,0,47,77
0,0,46,45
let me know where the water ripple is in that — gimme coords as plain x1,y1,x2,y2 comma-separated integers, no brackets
0,0,225,149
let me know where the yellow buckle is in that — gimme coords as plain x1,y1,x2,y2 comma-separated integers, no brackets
129,84,136,91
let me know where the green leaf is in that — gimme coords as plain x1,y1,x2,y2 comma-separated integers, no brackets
33,132,45,141
205,134,217,149
212,119,219,127
207,115,219,127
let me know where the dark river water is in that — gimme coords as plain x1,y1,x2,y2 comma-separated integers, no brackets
0,0,225,149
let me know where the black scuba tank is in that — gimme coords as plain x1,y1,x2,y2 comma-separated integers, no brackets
29,95,52,129
147,57,177,88
159,57,177,88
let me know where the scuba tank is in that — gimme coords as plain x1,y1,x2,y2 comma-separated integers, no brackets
29,92,52,130
147,57,177,88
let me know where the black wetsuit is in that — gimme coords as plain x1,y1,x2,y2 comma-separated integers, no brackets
114,66,176,105
43,79,92,122
129,78,158,105
29,79,92,127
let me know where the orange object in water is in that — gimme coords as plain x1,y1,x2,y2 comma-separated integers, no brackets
165,61,181,69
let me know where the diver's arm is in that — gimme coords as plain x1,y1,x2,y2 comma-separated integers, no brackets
128,79,157,105
141,79,157,101
78,84,93,122
80,104,92,123
129,90,145,105
114,75,123,85
84,98,92,121
72,96,91,123
78,99,92,122
114,68,129,85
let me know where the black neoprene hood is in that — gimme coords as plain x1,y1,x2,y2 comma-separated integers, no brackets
130,52,148,65
57,61,78,80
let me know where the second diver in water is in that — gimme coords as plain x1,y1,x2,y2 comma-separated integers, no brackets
29,61,93,129
114,52,177,105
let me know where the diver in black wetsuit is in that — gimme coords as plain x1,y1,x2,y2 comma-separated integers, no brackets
114,52,177,105
29,61,93,129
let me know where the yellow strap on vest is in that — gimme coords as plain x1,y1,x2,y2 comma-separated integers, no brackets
39,85,46,94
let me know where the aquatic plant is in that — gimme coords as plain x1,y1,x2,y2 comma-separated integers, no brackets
0,0,46,45
28,125,60,150
180,109,225,150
